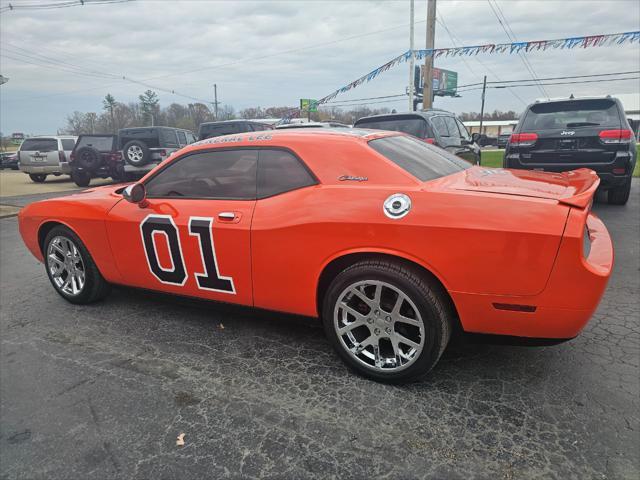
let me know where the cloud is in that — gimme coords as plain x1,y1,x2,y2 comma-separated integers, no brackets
1,0,639,133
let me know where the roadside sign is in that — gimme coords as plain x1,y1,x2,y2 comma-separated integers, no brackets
300,98,318,112
414,66,458,97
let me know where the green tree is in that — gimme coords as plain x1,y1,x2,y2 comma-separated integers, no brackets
138,90,159,126
103,93,117,133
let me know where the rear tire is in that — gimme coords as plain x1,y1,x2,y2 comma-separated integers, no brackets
608,177,632,205
44,226,111,304
29,173,47,183
322,259,452,383
75,146,103,171
71,170,91,187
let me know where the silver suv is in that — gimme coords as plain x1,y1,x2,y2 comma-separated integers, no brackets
18,136,77,183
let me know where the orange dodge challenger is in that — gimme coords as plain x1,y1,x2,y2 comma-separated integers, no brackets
18,129,613,382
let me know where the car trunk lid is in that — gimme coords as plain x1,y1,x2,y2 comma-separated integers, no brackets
437,166,599,209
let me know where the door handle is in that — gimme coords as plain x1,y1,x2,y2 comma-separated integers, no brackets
218,212,236,221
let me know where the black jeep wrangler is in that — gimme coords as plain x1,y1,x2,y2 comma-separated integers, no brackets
68,127,196,187
120,126,196,167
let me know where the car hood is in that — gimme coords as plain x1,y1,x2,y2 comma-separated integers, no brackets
435,166,599,208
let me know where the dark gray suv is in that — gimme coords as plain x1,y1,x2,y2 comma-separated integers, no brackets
354,110,481,164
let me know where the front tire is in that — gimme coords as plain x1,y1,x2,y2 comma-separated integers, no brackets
322,260,452,383
44,226,111,304
29,173,47,183
608,177,632,205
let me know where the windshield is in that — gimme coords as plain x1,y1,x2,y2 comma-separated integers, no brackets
369,135,470,181
522,99,620,130
20,138,57,152
77,136,115,152
356,117,427,138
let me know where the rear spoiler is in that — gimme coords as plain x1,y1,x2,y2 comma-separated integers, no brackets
557,169,600,209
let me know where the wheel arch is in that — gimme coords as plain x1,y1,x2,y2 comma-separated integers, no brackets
315,250,462,333
38,220,80,256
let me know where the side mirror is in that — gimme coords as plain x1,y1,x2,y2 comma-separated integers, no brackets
471,132,481,143
123,183,146,204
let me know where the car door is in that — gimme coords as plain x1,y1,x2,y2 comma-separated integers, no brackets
106,148,258,306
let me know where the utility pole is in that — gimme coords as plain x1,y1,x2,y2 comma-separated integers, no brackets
213,84,219,120
408,0,415,111
478,75,487,166
422,0,436,110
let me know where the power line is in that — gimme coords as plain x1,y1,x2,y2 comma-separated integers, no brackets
436,8,527,106
0,0,133,13
435,10,484,82
487,0,549,99
325,94,407,105
455,70,640,90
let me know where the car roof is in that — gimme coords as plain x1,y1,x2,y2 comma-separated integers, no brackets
189,127,394,148
355,109,456,123
24,135,77,139
528,96,622,108
200,119,268,125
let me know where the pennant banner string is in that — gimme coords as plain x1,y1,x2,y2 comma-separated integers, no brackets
317,31,640,105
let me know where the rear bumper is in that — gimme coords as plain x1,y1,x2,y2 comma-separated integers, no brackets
20,163,68,174
452,212,613,339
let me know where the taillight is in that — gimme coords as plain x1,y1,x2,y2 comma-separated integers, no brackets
509,133,538,146
598,129,632,144
110,152,122,161
612,167,626,174
423,138,435,144
159,150,167,157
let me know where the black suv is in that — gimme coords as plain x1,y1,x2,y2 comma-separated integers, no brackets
198,120,273,141
354,110,481,164
120,126,196,167
504,96,637,205
68,127,196,187
68,135,122,187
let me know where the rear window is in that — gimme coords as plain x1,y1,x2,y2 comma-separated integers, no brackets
522,99,621,130
356,117,427,138
20,138,58,152
76,136,115,151
368,135,470,181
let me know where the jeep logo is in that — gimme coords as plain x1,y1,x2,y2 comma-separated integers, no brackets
561,131,575,136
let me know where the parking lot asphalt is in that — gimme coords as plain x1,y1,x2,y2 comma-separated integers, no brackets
0,182,638,480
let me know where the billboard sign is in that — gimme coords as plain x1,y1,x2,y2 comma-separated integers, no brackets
300,98,318,112
414,66,458,97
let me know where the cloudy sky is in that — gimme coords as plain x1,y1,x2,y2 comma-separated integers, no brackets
1,0,639,134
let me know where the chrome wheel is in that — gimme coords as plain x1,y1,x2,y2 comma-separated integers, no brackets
333,280,425,372
47,236,86,296
127,145,143,162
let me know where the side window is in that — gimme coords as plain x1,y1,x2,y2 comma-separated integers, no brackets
257,149,316,198
161,129,179,147
186,132,196,144
145,149,258,199
177,131,187,145
430,117,449,137
455,119,471,141
443,117,461,139
61,139,76,151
